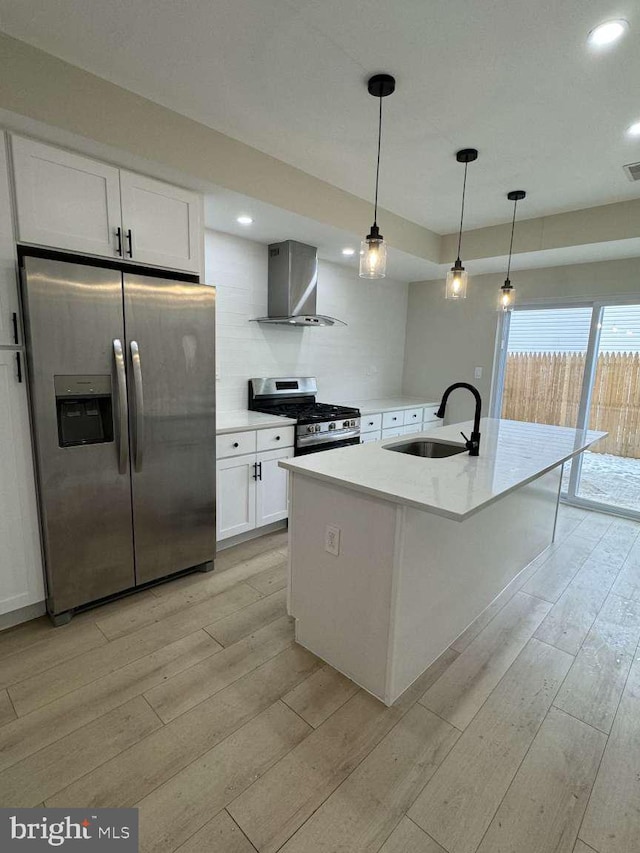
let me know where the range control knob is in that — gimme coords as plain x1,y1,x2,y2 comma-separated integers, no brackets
328,422,336,431
306,425,314,433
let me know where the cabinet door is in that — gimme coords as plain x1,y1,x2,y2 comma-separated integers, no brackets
0,134,19,346
0,351,45,615
11,135,122,259
120,170,201,272
382,427,404,439
256,448,291,528
403,423,421,435
216,453,257,541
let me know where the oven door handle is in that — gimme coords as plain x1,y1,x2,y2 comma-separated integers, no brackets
296,427,360,447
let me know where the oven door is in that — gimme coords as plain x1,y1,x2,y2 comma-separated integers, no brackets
295,435,360,456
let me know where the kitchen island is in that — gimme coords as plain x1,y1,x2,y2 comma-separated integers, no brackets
279,418,604,705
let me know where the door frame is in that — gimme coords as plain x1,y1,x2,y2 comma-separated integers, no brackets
491,293,640,521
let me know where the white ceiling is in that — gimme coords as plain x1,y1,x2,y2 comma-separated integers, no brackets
1,0,639,234
203,189,441,282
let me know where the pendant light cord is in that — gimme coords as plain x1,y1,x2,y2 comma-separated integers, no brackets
456,162,469,261
506,197,518,280
373,95,383,225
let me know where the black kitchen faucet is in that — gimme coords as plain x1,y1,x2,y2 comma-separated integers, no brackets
436,382,482,456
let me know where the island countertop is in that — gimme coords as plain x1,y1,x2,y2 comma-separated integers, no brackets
279,418,605,521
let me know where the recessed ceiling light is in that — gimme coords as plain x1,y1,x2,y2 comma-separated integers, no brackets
587,19,628,47
236,215,253,225
627,121,640,137
342,247,355,256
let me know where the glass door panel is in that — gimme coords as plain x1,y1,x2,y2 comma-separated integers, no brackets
500,306,593,493
575,304,640,513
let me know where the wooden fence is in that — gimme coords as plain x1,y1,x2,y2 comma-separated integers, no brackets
502,352,640,458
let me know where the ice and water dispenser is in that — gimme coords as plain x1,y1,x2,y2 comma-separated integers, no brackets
54,375,114,448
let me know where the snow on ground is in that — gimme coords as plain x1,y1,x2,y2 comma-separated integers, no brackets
562,451,640,513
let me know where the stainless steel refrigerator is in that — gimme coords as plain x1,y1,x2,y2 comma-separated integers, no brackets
20,251,216,624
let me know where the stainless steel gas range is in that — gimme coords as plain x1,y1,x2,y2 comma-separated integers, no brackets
248,377,360,455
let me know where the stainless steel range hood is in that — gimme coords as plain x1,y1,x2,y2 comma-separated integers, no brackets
253,240,346,327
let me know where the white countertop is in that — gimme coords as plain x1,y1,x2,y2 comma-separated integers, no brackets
280,418,606,521
216,411,297,435
340,396,440,415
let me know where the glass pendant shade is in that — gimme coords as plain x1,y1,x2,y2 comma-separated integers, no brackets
445,261,468,299
360,74,395,280
499,279,515,311
499,191,525,311
445,148,478,301
359,230,387,279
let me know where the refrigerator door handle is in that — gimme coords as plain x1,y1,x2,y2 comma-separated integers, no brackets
130,340,145,472
113,339,129,475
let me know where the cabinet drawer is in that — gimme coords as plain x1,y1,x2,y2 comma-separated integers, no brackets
404,408,422,425
382,427,404,439
382,410,404,429
361,413,382,433
360,432,381,444
217,430,257,459
256,426,295,452
423,405,441,422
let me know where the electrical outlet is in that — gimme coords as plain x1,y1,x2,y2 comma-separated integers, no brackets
325,524,341,556
474,366,483,379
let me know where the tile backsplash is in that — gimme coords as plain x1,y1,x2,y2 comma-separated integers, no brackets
205,230,409,412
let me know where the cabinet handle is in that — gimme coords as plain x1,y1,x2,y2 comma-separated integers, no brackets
392,416,397,421
368,421,374,426
252,462,258,480
126,229,133,258
15,352,22,383
11,312,19,345
275,435,280,441
115,226,123,256
233,442,239,448
257,461,263,481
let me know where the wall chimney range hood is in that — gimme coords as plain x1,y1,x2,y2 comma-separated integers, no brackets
253,240,346,327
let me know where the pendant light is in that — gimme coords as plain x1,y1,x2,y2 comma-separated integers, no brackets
445,148,478,299
360,73,395,279
499,190,526,311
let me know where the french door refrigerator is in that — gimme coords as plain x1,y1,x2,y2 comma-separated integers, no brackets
20,251,216,624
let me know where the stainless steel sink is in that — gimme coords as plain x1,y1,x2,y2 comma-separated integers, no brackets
383,439,467,458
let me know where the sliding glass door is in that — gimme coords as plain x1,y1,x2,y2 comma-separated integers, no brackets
494,300,640,520
573,304,640,514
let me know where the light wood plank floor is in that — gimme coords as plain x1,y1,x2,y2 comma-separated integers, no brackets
1,505,639,853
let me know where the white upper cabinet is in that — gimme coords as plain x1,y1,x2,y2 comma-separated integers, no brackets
10,136,202,273
119,171,200,272
11,135,122,259
0,350,45,616
0,134,20,346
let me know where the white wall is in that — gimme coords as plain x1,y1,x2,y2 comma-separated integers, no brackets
205,230,409,412
402,257,640,425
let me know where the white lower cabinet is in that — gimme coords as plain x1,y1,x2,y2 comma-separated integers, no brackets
255,448,290,527
0,350,45,615
216,432,293,542
216,453,257,541
360,433,380,444
360,405,443,444
382,427,404,439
